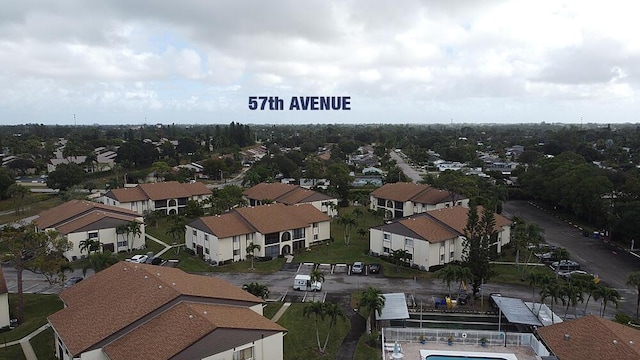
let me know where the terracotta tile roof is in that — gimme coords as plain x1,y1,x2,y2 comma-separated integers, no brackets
537,315,640,360
243,182,333,204
48,262,265,357
235,203,330,234
35,200,140,229
0,267,7,295
55,211,140,235
103,302,285,360
107,181,211,202
370,182,462,204
426,206,511,234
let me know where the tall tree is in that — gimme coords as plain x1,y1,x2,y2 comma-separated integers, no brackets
390,249,411,272
359,287,386,333
527,272,552,315
627,271,640,319
303,301,326,352
321,302,346,353
596,286,620,317
337,213,358,245
0,225,71,322
462,205,496,298
82,251,119,275
7,184,30,215
540,279,563,324
46,163,85,191
246,242,261,270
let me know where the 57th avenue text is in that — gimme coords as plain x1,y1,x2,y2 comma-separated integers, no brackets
248,96,351,111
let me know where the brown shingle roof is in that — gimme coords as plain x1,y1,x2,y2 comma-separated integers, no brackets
103,302,285,360
55,211,140,235
537,315,640,360
370,182,462,204
235,203,329,234
35,200,140,229
243,182,333,204
193,214,255,238
48,262,265,357
374,206,510,243
107,181,211,202
426,206,511,234
398,216,458,243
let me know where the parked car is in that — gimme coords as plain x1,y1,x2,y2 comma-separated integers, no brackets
551,260,580,271
352,261,364,274
63,276,83,289
368,263,381,274
127,254,149,264
558,270,589,280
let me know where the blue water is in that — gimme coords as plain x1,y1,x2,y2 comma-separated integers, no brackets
426,356,506,360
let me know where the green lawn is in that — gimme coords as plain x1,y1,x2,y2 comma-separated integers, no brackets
209,257,287,274
353,334,381,360
277,303,351,360
4,294,63,342
30,327,56,360
0,345,26,360
263,302,283,320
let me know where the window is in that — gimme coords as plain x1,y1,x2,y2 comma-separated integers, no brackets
204,234,209,242
117,239,127,247
405,238,413,247
378,198,385,207
293,228,304,239
192,229,197,236
281,232,291,242
383,247,390,254
440,253,445,262
246,233,254,241
233,249,240,256
450,251,454,259
265,233,279,245
88,232,98,239
383,233,391,240
233,346,253,360
314,234,318,240
205,248,210,254
394,201,403,210
312,222,318,228
155,200,167,208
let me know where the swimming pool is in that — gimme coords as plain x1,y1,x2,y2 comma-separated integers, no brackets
420,349,518,360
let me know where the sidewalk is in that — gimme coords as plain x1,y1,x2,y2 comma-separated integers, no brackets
0,323,51,360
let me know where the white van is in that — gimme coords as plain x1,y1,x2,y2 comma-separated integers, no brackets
293,274,322,291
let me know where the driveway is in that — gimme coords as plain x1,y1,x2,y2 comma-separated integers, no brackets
503,200,640,315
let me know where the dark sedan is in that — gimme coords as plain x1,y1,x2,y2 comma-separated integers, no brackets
368,263,382,274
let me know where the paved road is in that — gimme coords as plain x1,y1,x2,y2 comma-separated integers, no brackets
503,200,640,316
390,151,424,183
2,264,93,295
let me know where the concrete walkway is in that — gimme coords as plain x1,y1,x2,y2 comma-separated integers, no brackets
145,233,185,258
271,302,292,322
0,323,51,360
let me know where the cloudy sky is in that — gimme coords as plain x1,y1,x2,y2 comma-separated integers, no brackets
1,0,639,125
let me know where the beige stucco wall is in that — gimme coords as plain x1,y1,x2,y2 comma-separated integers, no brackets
63,221,145,261
0,293,9,328
203,332,284,360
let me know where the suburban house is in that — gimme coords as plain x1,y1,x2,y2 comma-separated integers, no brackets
48,262,286,360
102,181,212,215
369,182,469,219
0,267,9,329
243,182,338,217
34,200,145,261
186,203,331,263
537,315,640,360
369,206,511,270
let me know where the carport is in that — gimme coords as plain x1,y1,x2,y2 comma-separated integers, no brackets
376,293,410,328
491,295,543,332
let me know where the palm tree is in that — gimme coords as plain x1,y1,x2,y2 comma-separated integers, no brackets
303,301,326,352
626,271,640,319
360,287,385,333
596,286,620,317
357,228,368,239
540,279,562,323
390,249,411,272
126,220,142,252
321,302,346,353
242,282,270,299
165,215,186,244
82,251,119,275
561,282,584,319
337,214,358,245
528,272,551,315
310,269,325,284
437,264,460,298
582,279,601,316
79,238,101,255
246,242,261,270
